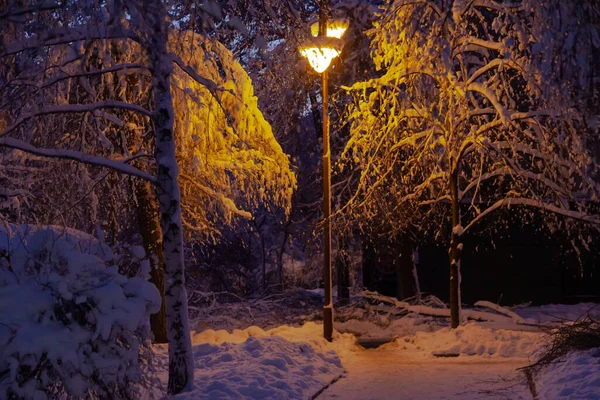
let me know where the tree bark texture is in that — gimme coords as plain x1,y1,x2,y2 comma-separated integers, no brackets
135,180,168,343
143,1,194,393
396,232,419,300
449,169,462,329
277,228,289,287
336,233,350,305
309,92,323,140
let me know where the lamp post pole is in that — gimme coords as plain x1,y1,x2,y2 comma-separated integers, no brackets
319,0,333,342
299,2,346,342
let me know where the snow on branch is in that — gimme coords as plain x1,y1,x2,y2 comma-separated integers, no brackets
467,82,509,124
473,301,525,324
473,0,524,12
482,139,579,171
34,64,150,90
388,0,442,18
459,167,570,201
464,197,600,234
362,291,524,324
0,137,156,183
0,101,152,137
466,59,523,86
0,25,138,58
180,174,252,220
384,67,438,83
0,1,59,21
170,54,219,92
456,37,504,54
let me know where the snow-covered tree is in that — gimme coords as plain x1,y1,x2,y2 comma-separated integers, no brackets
1,20,295,334
0,0,194,390
171,33,295,239
0,0,293,393
339,0,600,328
179,0,332,291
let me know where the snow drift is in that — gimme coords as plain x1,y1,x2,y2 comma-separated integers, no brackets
0,224,160,399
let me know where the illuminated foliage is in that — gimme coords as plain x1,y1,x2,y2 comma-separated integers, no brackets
171,32,296,239
339,0,600,326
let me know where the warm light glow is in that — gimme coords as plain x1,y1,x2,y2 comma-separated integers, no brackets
300,19,348,73
310,20,349,39
300,46,340,73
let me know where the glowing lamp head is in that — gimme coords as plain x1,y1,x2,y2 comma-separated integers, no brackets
300,19,349,73
299,46,340,73
310,19,349,39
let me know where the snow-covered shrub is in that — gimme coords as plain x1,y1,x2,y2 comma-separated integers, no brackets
113,240,151,279
0,224,160,399
522,316,600,398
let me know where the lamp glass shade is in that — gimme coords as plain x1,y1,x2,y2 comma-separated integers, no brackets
310,19,349,39
299,46,340,73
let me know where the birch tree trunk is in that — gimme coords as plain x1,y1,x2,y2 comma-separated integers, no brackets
143,1,194,393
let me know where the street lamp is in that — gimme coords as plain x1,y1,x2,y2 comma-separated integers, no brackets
300,19,348,73
300,13,348,342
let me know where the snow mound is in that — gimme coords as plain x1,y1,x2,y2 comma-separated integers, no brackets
193,321,360,356
401,322,540,358
535,349,600,399
0,225,160,399
336,315,442,339
166,336,343,399
156,322,358,399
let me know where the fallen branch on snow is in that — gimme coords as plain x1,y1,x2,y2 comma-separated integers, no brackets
474,300,525,323
362,290,530,325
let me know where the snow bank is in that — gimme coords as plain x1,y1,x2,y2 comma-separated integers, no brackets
334,312,539,359
397,322,540,358
0,224,160,399
155,322,356,399
336,315,442,339
167,336,343,399
535,349,600,399
513,303,600,325
193,321,360,357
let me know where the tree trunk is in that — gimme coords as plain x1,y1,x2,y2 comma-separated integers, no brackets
135,180,168,343
309,92,322,139
336,233,350,305
396,232,419,300
449,170,462,329
252,218,267,290
144,1,193,394
277,228,289,288
261,232,266,289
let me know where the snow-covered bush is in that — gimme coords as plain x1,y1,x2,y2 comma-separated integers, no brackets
0,224,160,399
520,316,600,398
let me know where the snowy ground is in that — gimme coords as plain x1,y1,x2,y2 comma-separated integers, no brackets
155,323,354,399
534,348,600,399
319,353,527,400
320,319,540,399
157,296,599,400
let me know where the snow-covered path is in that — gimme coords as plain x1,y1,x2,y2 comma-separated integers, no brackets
165,301,599,399
319,350,529,400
